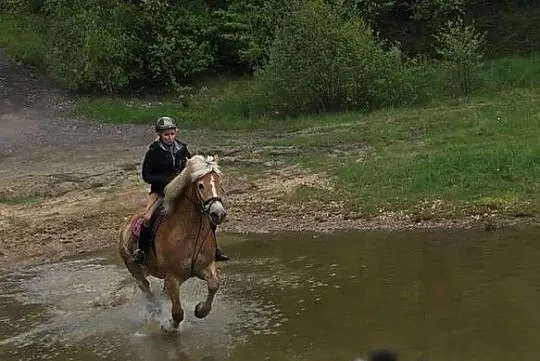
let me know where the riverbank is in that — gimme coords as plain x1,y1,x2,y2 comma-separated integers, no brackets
0,49,539,268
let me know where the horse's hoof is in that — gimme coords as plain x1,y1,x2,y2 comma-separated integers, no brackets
194,302,208,319
160,319,179,333
146,306,161,321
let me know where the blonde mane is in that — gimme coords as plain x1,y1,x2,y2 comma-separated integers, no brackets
163,155,222,215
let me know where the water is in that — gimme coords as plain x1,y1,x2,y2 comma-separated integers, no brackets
1,227,539,361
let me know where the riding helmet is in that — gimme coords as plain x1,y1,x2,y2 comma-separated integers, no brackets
155,116,177,132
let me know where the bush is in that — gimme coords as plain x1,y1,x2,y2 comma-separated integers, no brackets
0,13,48,69
46,0,143,93
434,17,486,95
142,1,214,91
252,0,414,117
0,0,43,14
211,0,292,73
44,0,216,93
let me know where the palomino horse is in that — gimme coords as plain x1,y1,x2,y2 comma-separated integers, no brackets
119,155,227,330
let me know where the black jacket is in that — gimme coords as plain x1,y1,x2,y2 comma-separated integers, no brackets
142,139,191,195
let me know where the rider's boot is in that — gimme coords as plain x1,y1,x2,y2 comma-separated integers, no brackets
215,246,230,261
211,223,230,262
131,223,151,265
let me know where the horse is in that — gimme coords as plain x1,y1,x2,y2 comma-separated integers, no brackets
119,154,227,330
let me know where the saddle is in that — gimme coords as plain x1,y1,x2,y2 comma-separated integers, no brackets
130,202,164,244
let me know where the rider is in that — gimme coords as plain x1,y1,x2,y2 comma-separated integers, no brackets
131,116,230,264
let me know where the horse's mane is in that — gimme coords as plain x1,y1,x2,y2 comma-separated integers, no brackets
163,155,222,216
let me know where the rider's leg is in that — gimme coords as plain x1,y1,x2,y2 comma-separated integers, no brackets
132,193,162,264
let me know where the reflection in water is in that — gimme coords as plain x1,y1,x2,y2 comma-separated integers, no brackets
0,227,539,361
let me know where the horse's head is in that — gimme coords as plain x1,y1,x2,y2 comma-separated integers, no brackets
163,154,227,226
194,158,226,226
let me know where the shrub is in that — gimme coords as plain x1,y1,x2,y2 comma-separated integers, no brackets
44,0,215,93
252,0,413,117
433,17,486,95
46,0,143,93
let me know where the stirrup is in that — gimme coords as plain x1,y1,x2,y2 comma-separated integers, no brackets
132,249,145,265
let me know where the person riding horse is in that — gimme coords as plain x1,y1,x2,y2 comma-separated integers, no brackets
131,116,229,264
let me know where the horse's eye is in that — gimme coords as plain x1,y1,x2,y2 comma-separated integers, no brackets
198,183,204,190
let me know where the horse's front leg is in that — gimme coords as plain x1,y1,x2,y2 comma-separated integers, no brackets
163,275,184,330
195,261,219,319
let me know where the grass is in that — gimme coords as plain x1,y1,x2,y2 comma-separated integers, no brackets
0,13,537,218
73,77,273,130
0,195,42,206
278,89,540,215
0,13,47,69
70,56,540,217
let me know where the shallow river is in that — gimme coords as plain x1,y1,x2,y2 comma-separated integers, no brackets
1,227,539,361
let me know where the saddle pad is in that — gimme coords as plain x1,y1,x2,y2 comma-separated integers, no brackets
130,215,163,239
130,216,144,239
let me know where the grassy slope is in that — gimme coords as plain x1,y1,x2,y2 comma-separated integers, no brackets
73,79,540,218
279,89,539,216
1,15,538,219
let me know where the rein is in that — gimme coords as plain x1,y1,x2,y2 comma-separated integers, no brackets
188,193,220,277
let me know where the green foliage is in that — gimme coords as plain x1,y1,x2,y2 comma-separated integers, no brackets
141,0,214,90
45,0,143,92
211,0,291,72
342,0,465,23
474,1,540,57
253,0,414,117
341,0,468,54
1,0,539,95
42,0,217,92
0,13,47,69
434,17,486,95
411,0,465,22
0,0,43,13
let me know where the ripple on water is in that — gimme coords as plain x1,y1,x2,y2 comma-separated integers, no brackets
0,255,291,361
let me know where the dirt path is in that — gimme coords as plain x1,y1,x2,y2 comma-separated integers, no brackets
0,51,534,268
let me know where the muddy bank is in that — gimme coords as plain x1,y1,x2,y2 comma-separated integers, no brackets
0,50,537,268
1,165,536,269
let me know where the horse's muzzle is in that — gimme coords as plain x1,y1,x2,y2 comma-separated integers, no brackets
209,200,226,225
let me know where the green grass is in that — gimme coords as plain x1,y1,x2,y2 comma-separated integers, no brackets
0,13,47,69
73,56,540,129
1,15,537,218
74,77,273,130
477,55,540,91
0,195,42,206
286,90,540,214
72,56,540,217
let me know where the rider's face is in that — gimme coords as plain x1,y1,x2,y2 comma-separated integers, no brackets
159,129,176,145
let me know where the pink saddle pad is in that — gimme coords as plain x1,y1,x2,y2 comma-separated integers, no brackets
130,216,144,239
130,215,164,239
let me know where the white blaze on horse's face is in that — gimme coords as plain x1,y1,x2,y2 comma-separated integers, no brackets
210,174,218,198
197,172,227,226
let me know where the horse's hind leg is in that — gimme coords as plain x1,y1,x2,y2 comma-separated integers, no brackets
120,250,157,306
164,275,184,329
120,226,160,319
195,261,219,319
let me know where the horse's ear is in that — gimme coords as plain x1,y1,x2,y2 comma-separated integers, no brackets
213,154,219,163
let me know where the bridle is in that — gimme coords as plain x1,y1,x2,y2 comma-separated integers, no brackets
200,196,223,217
189,174,224,276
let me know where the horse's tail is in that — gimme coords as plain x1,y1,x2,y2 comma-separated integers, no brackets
118,215,136,263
